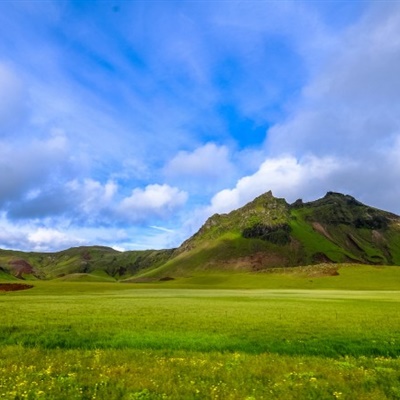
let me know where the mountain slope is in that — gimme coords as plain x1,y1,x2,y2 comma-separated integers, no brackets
290,192,400,265
138,191,400,278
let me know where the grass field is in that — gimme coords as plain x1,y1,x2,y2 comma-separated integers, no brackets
1,266,400,399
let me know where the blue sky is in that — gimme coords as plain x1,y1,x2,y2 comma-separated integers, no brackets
1,0,400,252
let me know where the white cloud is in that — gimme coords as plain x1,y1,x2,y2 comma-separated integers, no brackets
164,143,236,192
66,179,117,216
4,172,188,230
118,184,188,222
0,212,181,252
0,211,88,252
14,178,120,225
27,227,85,252
207,156,339,215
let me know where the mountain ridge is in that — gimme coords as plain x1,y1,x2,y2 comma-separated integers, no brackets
1,191,400,281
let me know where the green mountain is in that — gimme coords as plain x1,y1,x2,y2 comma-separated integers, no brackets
138,191,400,278
1,191,400,281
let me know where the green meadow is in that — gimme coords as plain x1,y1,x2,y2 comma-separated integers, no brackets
1,265,400,399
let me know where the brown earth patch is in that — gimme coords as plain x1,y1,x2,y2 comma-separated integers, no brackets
372,229,384,242
312,222,334,241
8,259,35,278
0,283,33,292
305,264,339,277
159,276,175,281
215,252,288,271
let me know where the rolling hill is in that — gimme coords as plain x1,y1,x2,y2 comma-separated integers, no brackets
1,191,400,281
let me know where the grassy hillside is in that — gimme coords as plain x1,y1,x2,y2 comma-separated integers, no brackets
0,246,174,281
291,193,400,264
121,264,400,291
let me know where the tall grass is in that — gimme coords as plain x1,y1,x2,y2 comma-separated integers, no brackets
1,346,400,399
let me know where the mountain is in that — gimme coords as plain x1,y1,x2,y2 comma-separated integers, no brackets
137,191,400,278
1,191,400,281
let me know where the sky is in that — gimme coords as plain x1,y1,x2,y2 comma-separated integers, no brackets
1,0,400,252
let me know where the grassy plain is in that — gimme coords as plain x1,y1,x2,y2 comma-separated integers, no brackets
1,265,400,399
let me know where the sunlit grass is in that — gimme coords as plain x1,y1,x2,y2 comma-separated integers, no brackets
1,276,400,398
2,285,400,356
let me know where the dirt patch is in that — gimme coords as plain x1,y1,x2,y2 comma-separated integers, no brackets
159,276,175,281
305,264,339,277
0,283,33,292
215,252,288,271
372,229,384,242
312,222,334,241
8,259,35,279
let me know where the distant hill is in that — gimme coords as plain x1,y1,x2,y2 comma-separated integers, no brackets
0,245,174,281
1,191,400,281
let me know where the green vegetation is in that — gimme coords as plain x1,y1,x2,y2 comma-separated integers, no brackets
2,346,400,399
1,266,400,399
289,209,348,263
289,192,400,265
149,264,400,290
242,223,292,245
0,268,18,281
